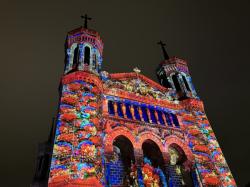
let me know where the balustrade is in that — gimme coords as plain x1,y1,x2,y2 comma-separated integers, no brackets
107,100,180,128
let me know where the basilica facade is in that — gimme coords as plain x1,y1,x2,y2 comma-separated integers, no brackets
32,21,236,187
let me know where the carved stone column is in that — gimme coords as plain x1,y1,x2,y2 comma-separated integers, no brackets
103,99,108,114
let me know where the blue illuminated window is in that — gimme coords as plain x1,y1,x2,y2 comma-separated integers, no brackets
133,105,141,121
108,100,115,115
164,113,173,127
117,102,124,118
149,109,157,124
157,110,164,125
126,104,133,119
141,107,149,123
170,113,180,128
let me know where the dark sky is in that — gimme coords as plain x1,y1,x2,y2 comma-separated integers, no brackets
0,0,250,186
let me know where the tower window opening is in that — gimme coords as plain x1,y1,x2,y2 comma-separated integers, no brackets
84,46,90,65
172,74,181,92
161,76,172,88
72,46,79,69
182,75,191,91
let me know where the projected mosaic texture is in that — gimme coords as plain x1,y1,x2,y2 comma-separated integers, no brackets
46,24,236,187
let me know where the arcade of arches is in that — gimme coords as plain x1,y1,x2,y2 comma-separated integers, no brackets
105,133,200,187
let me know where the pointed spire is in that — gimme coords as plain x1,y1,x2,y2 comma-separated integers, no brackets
157,40,169,60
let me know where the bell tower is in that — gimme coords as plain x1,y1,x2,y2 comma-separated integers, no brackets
156,41,197,100
47,15,105,187
64,14,103,74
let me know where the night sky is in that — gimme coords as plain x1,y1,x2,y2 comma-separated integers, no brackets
0,0,250,186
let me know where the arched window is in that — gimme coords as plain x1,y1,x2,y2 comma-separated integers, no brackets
72,45,79,69
84,46,90,65
172,74,181,92
182,75,191,91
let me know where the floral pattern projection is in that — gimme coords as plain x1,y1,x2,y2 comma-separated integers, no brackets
181,111,236,186
49,80,103,186
141,158,167,187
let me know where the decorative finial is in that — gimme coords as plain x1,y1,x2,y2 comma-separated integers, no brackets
81,14,92,29
157,40,169,60
133,67,141,74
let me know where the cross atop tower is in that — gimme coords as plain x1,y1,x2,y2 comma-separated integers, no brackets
81,14,92,29
157,40,169,60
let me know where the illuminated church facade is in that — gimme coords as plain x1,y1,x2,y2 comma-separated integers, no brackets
32,20,236,187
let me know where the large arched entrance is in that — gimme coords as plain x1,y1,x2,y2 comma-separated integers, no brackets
141,139,168,187
142,140,165,170
168,143,195,187
107,135,135,186
113,135,135,170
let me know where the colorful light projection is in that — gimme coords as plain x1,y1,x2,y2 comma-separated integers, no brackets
45,24,236,186
49,80,103,186
48,77,236,186
141,157,167,187
182,112,236,186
